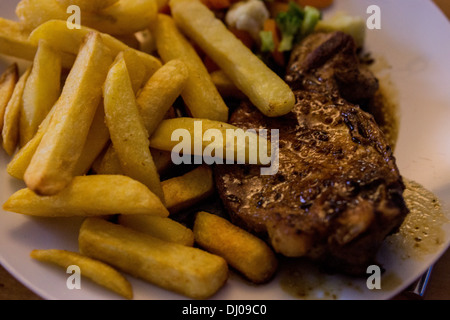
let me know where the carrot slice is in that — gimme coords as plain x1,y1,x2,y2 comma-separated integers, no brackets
263,18,285,66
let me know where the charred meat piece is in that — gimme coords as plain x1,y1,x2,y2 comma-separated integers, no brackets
214,32,408,276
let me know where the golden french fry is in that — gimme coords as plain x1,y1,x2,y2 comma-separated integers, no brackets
151,148,172,174
24,32,113,196
92,146,172,176
72,103,110,176
137,59,188,136
194,211,278,284
2,67,32,156
170,0,295,117
103,56,164,202
162,165,214,213
0,18,38,62
6,108,55,180
20,40,62,146
149,117,268,164
151,14,229,122
3,175,169,217
55,0,119,12
0,63,18,133
210,70,245,99
30,249,133,299
28,20,161,79
118,49,146,94
91,144,123,175
79,217,228,299
0,18,74,68
118,215,194,246
17,0,157,35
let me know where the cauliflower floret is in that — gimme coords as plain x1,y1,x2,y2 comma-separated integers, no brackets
225,0,269,41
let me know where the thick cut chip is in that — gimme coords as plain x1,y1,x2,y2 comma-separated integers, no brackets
79,217,228,299
103,56,164,201
151,14,228,122
28,20,161,80
30,249,133,299
194,211,278,284
149,117,269,164
16,0,158,35
24,32,113,196
55,0,119,12
170,0,295,117
3,175,169,217
20,40,62,146
162,165,214,213
118,215,194,246
0,64,19,134
2,67,32,156
137,59,188,136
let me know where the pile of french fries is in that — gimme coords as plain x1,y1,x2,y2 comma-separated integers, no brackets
0,0,290,299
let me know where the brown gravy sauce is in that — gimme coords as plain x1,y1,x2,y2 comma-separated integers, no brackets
279,54,449,299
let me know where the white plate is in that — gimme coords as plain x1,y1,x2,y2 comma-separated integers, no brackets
1,0,450,300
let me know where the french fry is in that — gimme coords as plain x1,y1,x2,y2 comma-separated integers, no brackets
24,32,113,196
137,59,188,136
151,148,173,174
3,175,169,217
118,215,194,246
55,0,119,12
170,0,295,117
103,56,165,202
151,14,229,122
162,165,214,213
6,104,57,180
78,217,228,299
72,103,110,176
16,0,158,35
0,18,39,62
148,117,268,164
91,144,123,175
2,67,32,156
93,146,172,176
210,70,245,99
20,40,62,146
119,49,146,94
0,63,18,133
193,211,278,284
30,249,132,299
0,18,74,68
28,20,161,79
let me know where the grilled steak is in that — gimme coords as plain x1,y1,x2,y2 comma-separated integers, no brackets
214,32,409,276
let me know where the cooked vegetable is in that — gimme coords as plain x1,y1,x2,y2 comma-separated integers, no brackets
276,2,320,52
259,30,275,52
225,0,269,41
301,5,321,38
261,18,284,66
315,11,366,48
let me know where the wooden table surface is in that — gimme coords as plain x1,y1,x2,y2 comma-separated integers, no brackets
1,0,450,300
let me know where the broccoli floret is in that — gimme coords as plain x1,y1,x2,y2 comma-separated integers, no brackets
275,2,304,52
275,2,321,52
259,30,275,52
